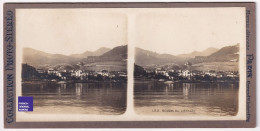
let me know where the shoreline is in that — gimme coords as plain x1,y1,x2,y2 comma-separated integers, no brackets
22,80,127,84
134,79,239,83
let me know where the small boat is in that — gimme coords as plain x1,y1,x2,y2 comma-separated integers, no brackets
158,79,165,82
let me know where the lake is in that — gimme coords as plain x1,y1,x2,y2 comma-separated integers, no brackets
22,82,127,115
134,81,238,116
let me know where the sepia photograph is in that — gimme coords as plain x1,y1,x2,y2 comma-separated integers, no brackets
134,8,246,117
16,9,128,115
3,2,256,128
11,6,249,123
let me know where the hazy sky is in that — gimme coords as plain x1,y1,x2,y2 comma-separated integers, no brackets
16,8,245,55
16,9,127,55
135,8,245,55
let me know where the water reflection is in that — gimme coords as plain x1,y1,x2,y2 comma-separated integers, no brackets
22,82,127,115
134,82,238,116
75,83,83,99
183,83,191,99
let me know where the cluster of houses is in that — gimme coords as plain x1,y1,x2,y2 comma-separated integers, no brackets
151,67,239,80
37,68,127,80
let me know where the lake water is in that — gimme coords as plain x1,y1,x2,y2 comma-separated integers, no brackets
134,81,238,116
22,82,127,115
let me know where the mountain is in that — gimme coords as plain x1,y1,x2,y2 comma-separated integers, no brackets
188,44,239,71
23,46,114,67
23,48,72,67
189,43,239,63
207,43,239,62
135,44,239,70
70,47,110,58
79,45,127,72
135,47,184,66
99,45,127,61
94,47,111,55
178,47,218,58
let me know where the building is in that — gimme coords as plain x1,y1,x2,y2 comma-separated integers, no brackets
184,62,192,66
205,70,216,77
226,72,238,77
48,68,57,75
77,62,84,66
36,69,45,73
75,70,83,77
156,70,169,77
101,70,109,76
59,72,71,80
168,69,174,73
97,70,109,76
191,70,203,76
118,72,127,78
155,68,169,77
182,70,191,77
181,70,193,80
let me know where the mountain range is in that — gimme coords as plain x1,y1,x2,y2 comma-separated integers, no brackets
135,43,239,67
99,45,127,61
177,47,218,58
70,47,110,58
207,44,239,62
22,46,125,67
135,47,183,66
23,43,239,71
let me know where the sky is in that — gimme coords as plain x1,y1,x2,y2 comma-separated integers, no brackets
16,9,127,55
135,8,246,55
16,8,245,55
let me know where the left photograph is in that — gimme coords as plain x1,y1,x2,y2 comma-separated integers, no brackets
17,9,128,115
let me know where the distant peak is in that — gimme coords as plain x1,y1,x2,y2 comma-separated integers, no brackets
96,47,110,51
23,47,39,51
205,47,218,50
23,47,48,54
235,43,240,47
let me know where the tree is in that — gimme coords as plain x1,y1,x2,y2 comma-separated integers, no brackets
22,64,39,80
134,64,146,77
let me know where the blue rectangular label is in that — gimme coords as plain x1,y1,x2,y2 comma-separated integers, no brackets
18,96,33,112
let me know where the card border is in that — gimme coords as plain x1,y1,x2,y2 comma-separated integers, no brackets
3,2,256,128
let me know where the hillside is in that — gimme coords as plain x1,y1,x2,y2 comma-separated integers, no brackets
135,47,185,66
191,62,238,72
135,43,239,72
99,45,127,61
23,46,124,68
189,44,240,71
23,48,73,67
178,47,218,58
70,47,110,58
207,43,239,62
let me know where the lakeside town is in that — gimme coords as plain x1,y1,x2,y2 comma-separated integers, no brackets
134,63,239,82
22,63,127,83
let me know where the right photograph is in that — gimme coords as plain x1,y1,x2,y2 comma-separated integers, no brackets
134,8,245,117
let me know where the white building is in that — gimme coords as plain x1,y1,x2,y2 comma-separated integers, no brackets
75,70,83,77
182,70,192,77
155,70,169,77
